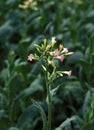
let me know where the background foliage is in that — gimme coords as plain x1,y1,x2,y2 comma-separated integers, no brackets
0,0,94,130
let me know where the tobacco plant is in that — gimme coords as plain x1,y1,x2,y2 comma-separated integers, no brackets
28,37,73,130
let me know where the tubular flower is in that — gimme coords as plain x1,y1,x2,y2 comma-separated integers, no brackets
62,48,68,53
49,50,60,57
62,70,72,77
67,70,72,77
53,50,60,56
58,55,64,62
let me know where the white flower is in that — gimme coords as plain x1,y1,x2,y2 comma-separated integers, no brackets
51,37,56,44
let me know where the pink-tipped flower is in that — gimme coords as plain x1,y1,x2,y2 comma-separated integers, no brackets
67,70,72,77
28,54,33,62
62,48,68,53
58,55,64,62
62,70,72,77
53,50,60,56
49,50,60,57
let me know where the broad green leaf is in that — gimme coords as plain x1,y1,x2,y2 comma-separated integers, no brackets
32,99,48,130
82,90,91,119
15,76,43,100
17,104,39,130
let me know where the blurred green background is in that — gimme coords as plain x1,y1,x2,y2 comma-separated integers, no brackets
0,0,94,130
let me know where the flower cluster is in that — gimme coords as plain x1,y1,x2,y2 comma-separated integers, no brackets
28,37,73,77
49,48,68,62
19,0,37,10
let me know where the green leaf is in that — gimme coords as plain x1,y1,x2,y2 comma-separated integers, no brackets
50,86,60,97
32,99,48,130
0,110,5,119
46,85,61,103
0,87,6,96
15,76,43,100
8,127,20,130
34,44,42,53
81,120,94,130
82,90,91,119
55,116,78,130
17,104,39,130
89,33,94,54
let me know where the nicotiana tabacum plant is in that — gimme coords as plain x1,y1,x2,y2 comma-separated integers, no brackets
28,37,73,130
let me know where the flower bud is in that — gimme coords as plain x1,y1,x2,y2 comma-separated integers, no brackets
59,44,63,50
51,37,56,45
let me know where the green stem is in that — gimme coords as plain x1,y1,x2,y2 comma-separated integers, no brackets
46,72,51,130
48,85,51,130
